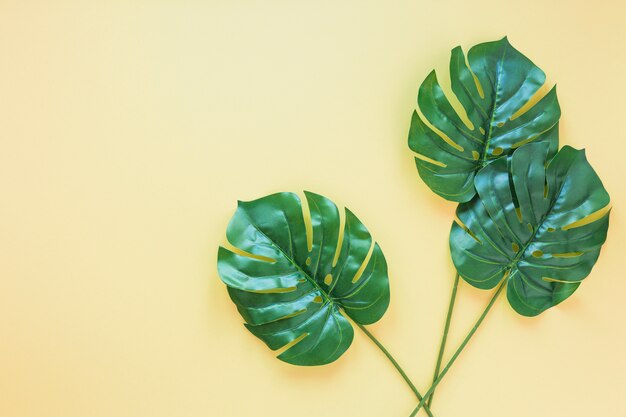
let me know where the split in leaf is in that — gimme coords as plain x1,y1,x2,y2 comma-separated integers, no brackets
217,192,390,365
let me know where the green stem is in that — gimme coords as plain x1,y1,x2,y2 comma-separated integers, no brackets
427,273,460,408
408,280,506,417
356,323,435,417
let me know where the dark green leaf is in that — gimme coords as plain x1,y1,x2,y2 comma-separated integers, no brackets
408,37,560,202
450,143,610,316
217,192,390,365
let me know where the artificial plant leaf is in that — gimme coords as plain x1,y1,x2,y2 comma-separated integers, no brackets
450,142,610,316
408,37,561,202
217,191,390,366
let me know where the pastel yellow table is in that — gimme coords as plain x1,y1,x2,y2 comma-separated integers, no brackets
1,1,624,417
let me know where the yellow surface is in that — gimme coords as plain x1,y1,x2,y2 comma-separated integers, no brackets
1,2,625,417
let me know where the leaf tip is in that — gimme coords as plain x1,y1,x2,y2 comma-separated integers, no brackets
451,44,463,54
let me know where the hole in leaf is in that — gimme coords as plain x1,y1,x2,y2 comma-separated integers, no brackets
511,131,546,149
305,257,311,266
277,309,307,321
527,223,533,232
313,295,323,303
479,127,486,135
532,250,543,258
547,227,556,232
551,252,584,258
492,147,504,156
496,122,504,128
511,242,520,253
324,274,333,285
515,207,523,222
543,182,548,198
472,150,480,160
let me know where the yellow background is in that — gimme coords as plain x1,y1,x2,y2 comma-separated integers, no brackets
1,1,624,416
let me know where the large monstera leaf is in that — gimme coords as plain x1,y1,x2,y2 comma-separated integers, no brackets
450,142,610,316
217,192,390,365
408,37,561,202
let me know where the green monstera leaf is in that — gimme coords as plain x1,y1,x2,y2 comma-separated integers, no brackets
408,37,561,202
217,191,390,365
450,142,610,316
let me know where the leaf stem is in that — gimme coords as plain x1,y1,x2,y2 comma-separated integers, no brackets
355,323,435,417
427,273,460,408
408,280,506,417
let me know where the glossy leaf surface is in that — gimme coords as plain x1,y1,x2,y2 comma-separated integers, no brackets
409,37,561,202
217,192,390,365
450,143,610,316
